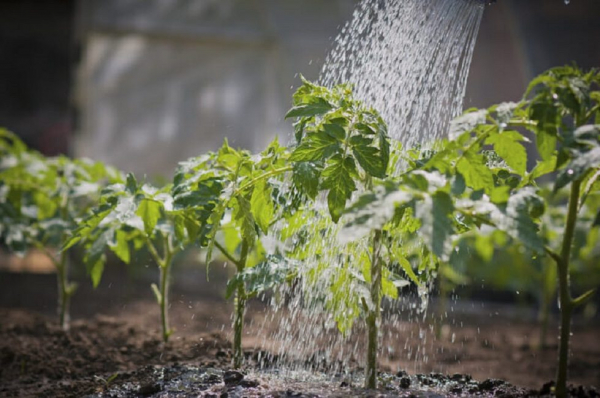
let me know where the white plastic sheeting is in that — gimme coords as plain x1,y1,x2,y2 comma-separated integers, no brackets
75,0,356,176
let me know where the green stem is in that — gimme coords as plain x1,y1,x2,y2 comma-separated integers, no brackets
214,241,243,268
161,237,175,343
555,179,581,398
236,166,293,194
233,239,250,368
365,229,382,389
56,249,71,331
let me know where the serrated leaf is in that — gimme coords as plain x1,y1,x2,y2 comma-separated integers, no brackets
456,152,494,193
389,248,420,286
87,257,105,288
554,147,600,192
109,229,130,264
352,144,386,179
250,179,274,234
529,155,557,180
289,133,339,162
205,202,226,266
416,191,454,259
285,98,333,119
379,130,390,174
323,123,345,140
233,195,256,245
125,173,137,194
321,157,356,222
490,185,511,204
486,131,528,176
292,162,320,199
136,199,162,235
495,188,545,253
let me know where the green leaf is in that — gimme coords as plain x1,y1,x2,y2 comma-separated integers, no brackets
323,123,346,140
554,147,600,192
529,155,557,180
500,188,545,252
205,202,226,266
292,162,320,199
486,131,528,176
289,133,339,162
417,191,455,259
389,248,420,286
379,130,390,174
250,179,274,234
136,199,162,235
530,103,558,160
490,185,511,204
88,257,105,288
33,191,57,220
285,98,333,119
233,195,256,245
456,152,494,193
173,215,186,243
352,145,386,178
536,130,557,161
109,229,130,264
321,156,356,222
125,173,137,194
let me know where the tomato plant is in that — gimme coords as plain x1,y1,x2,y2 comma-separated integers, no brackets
64,173,190,342
0,129,121,329
284,78,403,388
342,66,600,396
171,138,292,365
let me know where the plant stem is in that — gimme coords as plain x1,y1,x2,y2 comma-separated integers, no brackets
236,166,293,194
160,237,174,343
365,229,382,389
555,179,581,398
56,249,71,331
233,239,249,368
159,263,171,342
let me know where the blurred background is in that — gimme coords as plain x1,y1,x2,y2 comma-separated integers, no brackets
1,0,600,177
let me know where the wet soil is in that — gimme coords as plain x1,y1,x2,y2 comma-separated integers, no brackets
0,268,599,397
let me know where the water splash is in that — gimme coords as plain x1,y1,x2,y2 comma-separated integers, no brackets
321,0,484,155
254,0,485,377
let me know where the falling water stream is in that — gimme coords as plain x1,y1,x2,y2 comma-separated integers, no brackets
253,0,486,384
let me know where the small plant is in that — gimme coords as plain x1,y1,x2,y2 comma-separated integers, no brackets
0,129,120,329
171,137,295,366
342,66,600,397
284,78,405,389
65,173,187,342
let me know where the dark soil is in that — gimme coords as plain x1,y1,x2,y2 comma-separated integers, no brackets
0,267,599,397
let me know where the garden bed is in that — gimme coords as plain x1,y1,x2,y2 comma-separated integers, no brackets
1,271,599,397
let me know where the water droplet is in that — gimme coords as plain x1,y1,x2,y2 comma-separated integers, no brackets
567,169,574,175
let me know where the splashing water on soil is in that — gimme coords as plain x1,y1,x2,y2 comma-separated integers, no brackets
254,0,487,379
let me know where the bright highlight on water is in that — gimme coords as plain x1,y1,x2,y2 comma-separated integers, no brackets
255,0,486,377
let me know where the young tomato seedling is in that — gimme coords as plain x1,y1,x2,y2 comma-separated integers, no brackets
0,129,121,330
65,173,186,342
